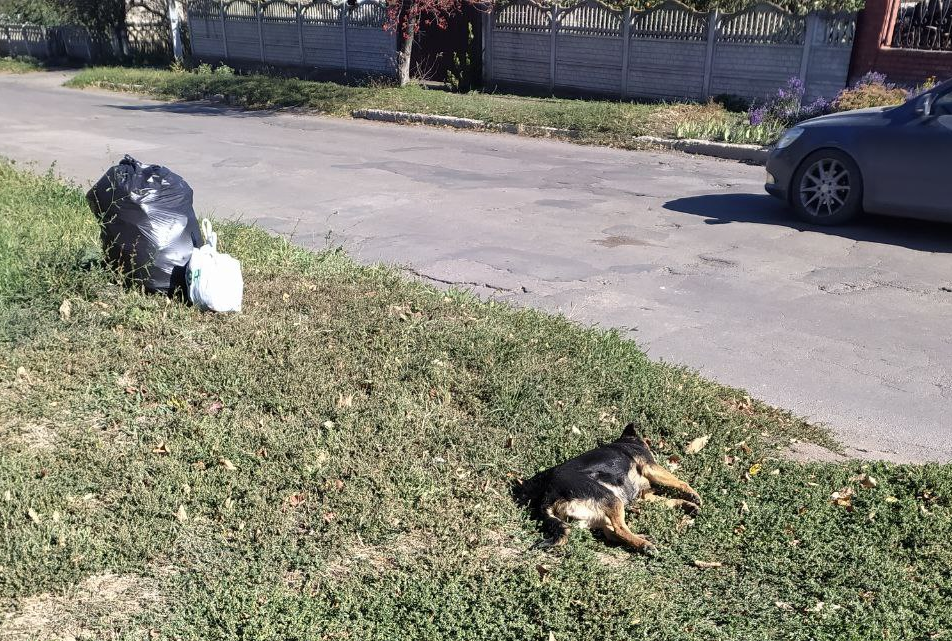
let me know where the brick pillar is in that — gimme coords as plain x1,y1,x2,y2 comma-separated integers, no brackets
848,0,897,82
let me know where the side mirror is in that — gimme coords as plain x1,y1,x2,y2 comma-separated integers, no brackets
916,93,934,118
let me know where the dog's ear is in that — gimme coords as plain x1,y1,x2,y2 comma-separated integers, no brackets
621,422,641,439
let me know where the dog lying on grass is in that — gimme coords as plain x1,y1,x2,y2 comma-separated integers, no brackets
516,422,702,554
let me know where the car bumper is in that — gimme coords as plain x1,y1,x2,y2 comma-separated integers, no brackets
764,147,798,203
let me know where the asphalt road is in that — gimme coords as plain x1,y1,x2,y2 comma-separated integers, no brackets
2,71,951,462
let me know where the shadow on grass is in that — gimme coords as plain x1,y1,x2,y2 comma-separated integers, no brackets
664,193,952,254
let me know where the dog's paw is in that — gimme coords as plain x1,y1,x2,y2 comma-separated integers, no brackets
640,542,659,557
687,492,703,508
532,538,557,550
682,500,701,516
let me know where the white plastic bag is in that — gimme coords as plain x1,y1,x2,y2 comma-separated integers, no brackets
187,219,243,312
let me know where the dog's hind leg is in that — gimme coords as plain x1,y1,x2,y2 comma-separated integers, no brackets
604,501,656,555
642,464,702,507
533,506,570,549
642,492,701,516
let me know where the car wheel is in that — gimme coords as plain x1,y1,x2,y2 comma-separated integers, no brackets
791,150,863,225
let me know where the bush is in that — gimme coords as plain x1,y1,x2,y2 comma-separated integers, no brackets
748,77,831,127
832,72,909,112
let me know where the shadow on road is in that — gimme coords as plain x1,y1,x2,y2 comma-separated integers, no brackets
105,102,276,119
665,193,952,254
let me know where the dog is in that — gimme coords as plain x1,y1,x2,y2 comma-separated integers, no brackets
515,421,702,554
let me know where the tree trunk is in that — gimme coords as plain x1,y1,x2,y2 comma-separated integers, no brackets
397,18,416,86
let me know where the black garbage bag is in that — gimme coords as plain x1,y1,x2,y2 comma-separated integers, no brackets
86,155,202,295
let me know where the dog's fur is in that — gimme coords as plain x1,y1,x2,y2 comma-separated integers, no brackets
515,421,702,554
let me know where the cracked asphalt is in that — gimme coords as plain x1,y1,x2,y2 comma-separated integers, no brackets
2,72,951,462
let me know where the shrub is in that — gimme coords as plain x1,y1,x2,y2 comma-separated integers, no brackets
195,62,214,75
747,77,831,127
832,72,907,111
214,64,235,76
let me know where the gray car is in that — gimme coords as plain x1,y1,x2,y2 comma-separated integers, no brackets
765,78,952,225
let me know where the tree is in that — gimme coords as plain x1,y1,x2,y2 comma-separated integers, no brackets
385,0,486,87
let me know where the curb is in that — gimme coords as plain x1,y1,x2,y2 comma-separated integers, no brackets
633,136,771,165
352,109,769,164
352,108,580,139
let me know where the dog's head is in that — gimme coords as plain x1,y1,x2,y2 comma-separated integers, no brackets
619,421,655,461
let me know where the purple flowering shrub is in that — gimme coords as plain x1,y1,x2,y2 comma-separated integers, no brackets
748,77,832,128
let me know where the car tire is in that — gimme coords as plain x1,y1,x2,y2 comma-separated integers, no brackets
790,149,863,226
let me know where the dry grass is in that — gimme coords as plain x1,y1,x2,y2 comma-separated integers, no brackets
0,572,166,640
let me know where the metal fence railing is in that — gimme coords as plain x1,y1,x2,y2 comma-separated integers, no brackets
890,0,952,51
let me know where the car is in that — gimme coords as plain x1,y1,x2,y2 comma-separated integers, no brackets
765,77,952,225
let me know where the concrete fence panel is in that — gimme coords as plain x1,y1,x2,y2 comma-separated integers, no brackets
485,0,856,100
492,0,553,88
555,1,624,94
186,0,395,76
627,1,709,99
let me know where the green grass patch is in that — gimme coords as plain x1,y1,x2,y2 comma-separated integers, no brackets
1,161,950,639
65,65,754,148
0,56,43,74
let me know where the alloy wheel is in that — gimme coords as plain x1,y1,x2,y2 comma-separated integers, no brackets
798,158,852,218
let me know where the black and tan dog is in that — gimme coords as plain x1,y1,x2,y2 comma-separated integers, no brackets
516,421,702,554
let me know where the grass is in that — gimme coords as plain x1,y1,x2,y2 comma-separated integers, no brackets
1,160,951,640
65,65,755,148
0,56,43,74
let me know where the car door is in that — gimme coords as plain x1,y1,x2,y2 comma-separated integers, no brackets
862,86,952,221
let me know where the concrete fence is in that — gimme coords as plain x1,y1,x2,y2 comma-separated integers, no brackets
1,13,171,63
483,0,856,100
187,0,397,76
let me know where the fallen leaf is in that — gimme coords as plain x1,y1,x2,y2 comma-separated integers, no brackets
333,479,345,491
152,442,170,456
59,299,72,321
805,601,825,613
548,631,556,641
536,564,550,582
770,468,781,476
831,487,855,511
323,420,335,429
570,426,582,436
693,560,722,569
736,441,752,455
723,455,737,466
174,505,188,523
775,601,793,611
739,500,750,514
27,508,41,524
748,463,762,476
850,473,878,489
667,455,682,472
256,447,269,459
884,496,899,503
287,492,306,508
337,394,354,408
505,435,515,449
220,457,237,471
322,511,337,522
685,435,710,455
207,400,224,416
